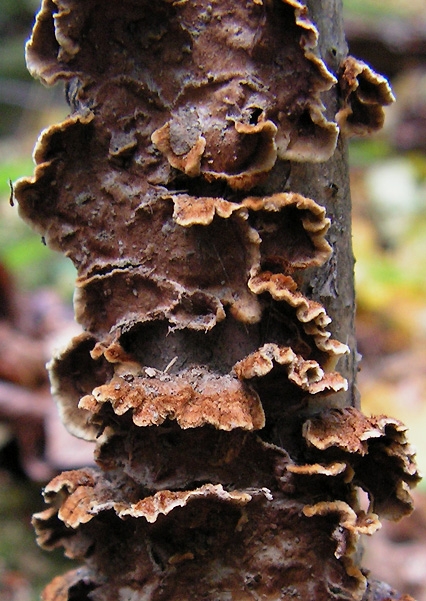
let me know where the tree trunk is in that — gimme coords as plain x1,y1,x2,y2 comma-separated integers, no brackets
14,1,419,600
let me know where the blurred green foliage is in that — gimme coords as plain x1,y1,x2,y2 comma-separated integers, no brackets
343,0,426,19
0,0,73,295
0,157,75,296
0,0,41,136
0,0,39,74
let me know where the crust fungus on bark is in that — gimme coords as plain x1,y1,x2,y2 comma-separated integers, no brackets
13,0,420,599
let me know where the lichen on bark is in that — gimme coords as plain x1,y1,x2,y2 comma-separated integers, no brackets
14,0,420,599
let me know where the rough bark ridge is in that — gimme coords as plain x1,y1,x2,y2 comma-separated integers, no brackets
14,0,420,599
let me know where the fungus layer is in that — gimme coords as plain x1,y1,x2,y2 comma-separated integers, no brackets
15,0,347,373
14,0,419,599
79,365,265,432
33,489,365,601
248,271,350,367
337,56,395,136
303,407,421,520
24,0,339,177
30,450,364,597
234,343,348,394
31,407,420,600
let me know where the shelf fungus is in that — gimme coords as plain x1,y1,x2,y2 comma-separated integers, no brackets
302,408,421,521
337,56,396,136
13,0,420,599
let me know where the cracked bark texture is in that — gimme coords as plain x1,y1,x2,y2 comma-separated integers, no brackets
13,0,419,600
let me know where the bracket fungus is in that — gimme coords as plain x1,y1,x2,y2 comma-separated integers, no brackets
336,56,396,137
13,0,420,599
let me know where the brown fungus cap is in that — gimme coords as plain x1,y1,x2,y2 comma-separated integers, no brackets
73,267,231,338
286,461,348,477
336,56,395,137
14,0,342,290
49,333,264,438
48,332,113,441
33,469,367,601
13,0,345,357
242,192,333,271
302,500,381,592
24,0,339,180
249,271,349,368
68,201,259,338
79,364,265,433
33,468,255,534
47,571,410,601
169,191,333,278
49,334,349,441
152,116,279,191
234,343,348,394
40,568,99,601
302,407,421,520
15,122,337,347
303,500,381,558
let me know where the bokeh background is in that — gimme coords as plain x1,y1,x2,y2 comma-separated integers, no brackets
1,0,426,599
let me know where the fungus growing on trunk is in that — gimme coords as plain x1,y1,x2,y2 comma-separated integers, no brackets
13,0,420,599
336,56,396,136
